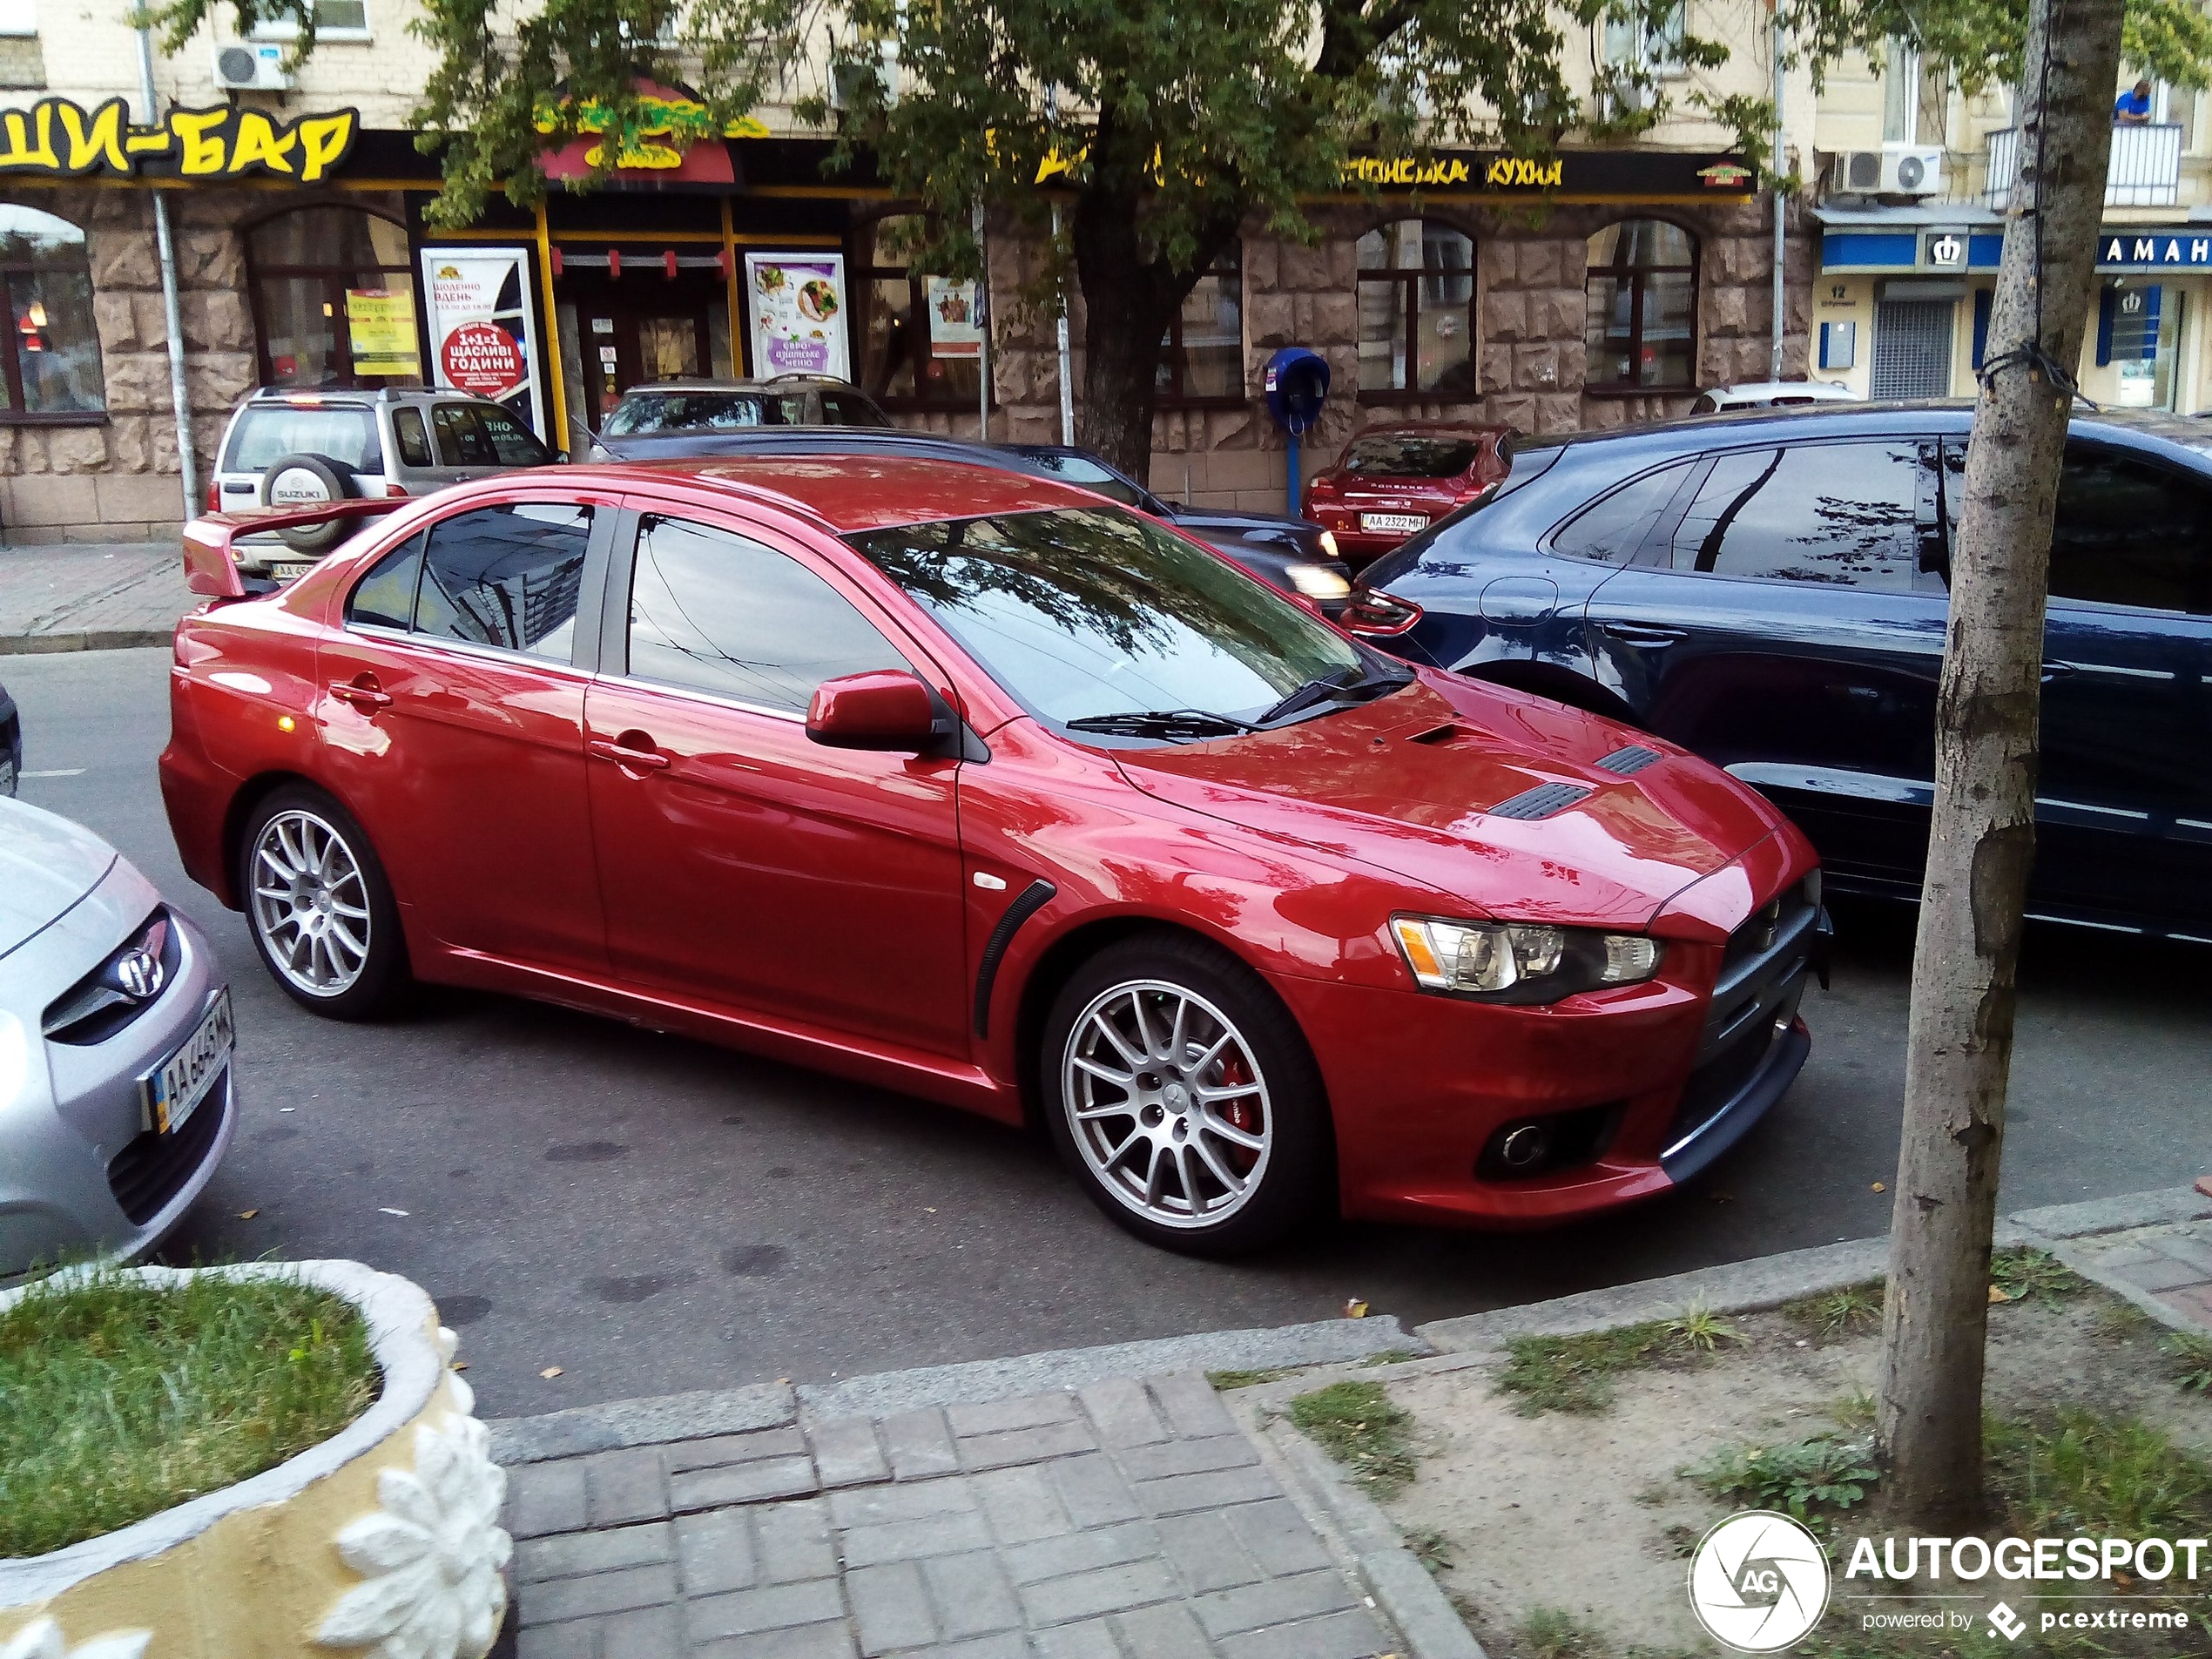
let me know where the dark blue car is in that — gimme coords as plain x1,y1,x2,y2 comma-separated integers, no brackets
1350,401,2212,939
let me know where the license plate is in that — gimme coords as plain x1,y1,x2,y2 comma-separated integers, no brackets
142,990,233,1136
268,561,317,583
1360,512,1427,534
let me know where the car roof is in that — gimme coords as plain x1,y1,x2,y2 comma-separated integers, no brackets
564,454,1102,534
612,378,858,395
1700,381,1859,400
1343,421,1512,439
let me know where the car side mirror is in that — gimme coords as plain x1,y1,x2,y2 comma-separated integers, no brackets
806,671,954,752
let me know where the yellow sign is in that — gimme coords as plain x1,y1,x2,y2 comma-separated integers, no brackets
347,288,421,377
535,93,770,170
0,98,359,181
1343,155,1475,187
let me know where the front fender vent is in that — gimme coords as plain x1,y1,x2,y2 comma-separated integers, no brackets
1595,744,1663,776
1486,781,1593,820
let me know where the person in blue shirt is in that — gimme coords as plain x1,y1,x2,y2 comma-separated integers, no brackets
2115,78,2155,124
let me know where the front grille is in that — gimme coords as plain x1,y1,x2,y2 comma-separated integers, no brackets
43,909,183,1046
1665,878,1821,1153
107,1073,228,1225
1487,781,1593,820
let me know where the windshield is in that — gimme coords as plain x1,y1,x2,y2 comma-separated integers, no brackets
1342,435,1480,478
226,405,381,473
604,393,804,435
846,507,1369,737
1027,453,1148,508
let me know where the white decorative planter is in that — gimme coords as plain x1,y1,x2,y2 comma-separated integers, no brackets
0,1261,508,1659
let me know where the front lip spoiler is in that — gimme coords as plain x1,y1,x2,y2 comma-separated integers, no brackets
1659,1018,1811,1185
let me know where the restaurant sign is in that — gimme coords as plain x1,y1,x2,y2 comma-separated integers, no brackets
1339,146,1757,198
0,98,360,181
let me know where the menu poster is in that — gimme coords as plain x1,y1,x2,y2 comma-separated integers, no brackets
745,253,850,379
419,247,549,439
924,277,984,359
345,288,421,377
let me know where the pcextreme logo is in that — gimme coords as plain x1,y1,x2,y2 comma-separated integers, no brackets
1688,1511,1832,1652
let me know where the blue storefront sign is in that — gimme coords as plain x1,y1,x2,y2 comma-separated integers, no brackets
1822,226,2212,273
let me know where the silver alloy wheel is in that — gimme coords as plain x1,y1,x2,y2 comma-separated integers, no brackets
1062,979,1273,1230
250,808,373,997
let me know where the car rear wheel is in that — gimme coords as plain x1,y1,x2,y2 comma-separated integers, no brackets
259,453,359,552
1042,934,1331,1255
240,786,408,1018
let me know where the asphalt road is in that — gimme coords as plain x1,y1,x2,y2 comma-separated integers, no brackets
6,647,2207,1419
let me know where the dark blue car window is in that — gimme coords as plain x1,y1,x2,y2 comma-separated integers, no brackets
1960,444,2212,614
1669,442,1923,591
1549,462,1693,563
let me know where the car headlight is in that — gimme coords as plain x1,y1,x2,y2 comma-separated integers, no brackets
1318,529,1341,558
1285,562,1352,602
1390,915,1662,1005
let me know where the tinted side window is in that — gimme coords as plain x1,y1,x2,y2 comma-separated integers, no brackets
1549,462,1692,563
433,404,496,466
2049,448,2211,612
1671,442,1922,590
624,516,912,712
347,532,424,629
479,407,550,467
818,392,887,428
415,503,592,660
391,408,433,468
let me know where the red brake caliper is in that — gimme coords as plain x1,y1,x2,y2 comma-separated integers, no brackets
1214,1053,1260,1174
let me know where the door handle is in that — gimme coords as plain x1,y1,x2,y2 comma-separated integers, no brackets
1598,623,1688,646
2040,662,2076,683
589,734,671,771
329,676,392,711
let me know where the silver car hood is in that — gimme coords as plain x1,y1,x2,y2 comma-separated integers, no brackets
0,797,119,962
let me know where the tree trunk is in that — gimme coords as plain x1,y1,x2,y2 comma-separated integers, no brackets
1874,0,2122,1528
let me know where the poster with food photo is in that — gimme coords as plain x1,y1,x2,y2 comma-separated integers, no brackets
744,254,850,380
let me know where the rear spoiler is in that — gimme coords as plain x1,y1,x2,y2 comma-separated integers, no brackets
181,500,408,600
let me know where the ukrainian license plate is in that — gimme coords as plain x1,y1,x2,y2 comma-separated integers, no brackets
268,560,317,583
142,989,233,1136
1360,512,1427,534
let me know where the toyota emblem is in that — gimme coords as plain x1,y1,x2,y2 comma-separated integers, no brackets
115,948,165,1001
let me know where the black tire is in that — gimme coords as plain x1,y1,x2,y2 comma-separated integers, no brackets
1040,931,1333,1256
238,784,409,1019
259,453,358,552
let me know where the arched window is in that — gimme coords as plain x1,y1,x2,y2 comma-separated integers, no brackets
0,205,105,420
1586,219,1697,390
853,214,981,409
1356,219,1475,396
246,205,420,389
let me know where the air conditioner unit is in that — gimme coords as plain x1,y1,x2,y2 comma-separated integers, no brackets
212,41,293,91
1828,145,1945,198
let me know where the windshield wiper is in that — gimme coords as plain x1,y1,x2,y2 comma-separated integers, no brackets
1063,709,1258,740
1256,664,1411,726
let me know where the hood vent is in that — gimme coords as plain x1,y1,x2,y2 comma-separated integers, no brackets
1487,781,1593,820
1595,744,1662,776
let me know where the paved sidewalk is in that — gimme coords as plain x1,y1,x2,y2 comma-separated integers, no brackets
0,543,188,653
501,1372,1403,1659
2067,1213,2212,1332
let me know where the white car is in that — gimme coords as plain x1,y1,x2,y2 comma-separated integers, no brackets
1690,381,1863,414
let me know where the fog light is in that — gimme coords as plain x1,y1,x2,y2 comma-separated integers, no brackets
1497,1123,1549,1170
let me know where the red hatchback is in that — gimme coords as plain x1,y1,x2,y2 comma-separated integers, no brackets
160,458,1823,1254
1304,424,1513,563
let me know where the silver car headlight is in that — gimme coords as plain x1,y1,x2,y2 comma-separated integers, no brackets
1390,915,1662,1005
1285,562,1352,602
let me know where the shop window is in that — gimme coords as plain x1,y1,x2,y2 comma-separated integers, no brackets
1585,219,1697,391
853,214,981,409
1157,246,1244,404
0,204,104,421
1356,219,1475,397
246,205,421,390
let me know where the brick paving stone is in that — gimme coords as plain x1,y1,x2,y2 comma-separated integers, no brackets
516,1621,599,1659
1028,1620,1126,1659
945,1391,1082,1437
593,1602,683,1659
1076,1379,1170,1451
840,1511,995,1568
1132,1465,1281,1519
971,1464,1076,1546
1016,1558,1183,1627
2106,1256,2209,1293
1221,1499,1334,1578
672,1456,821,1512
1147,1372,1238,1440
808,1416,892,1488
848,1560,937,1654
582,1448,670,1527
910,1634,1032,1659
1001,1519,1160,1588
507,1460,590,1540
831,1477,981,1527
687,1579,849,1643
1048,1454,1143,1528
1113,1433,1258,1485
516,1520,672,1584
2156,1235,2212,1277
757,1498,841,1584
2160,1284,2212,1331
2080,1244,2164,1269
666,1426,811,1474
516,1562,679,1627
1109,1601,1214,1659
678,1508,761,1597
1215,1608,1393,1659
920,1548,1023,1640
882,1408,961,1480
1153,1511,1265,1594
1190,1568,1356,1639
955,1420,1098,1472
694,1622,859,1659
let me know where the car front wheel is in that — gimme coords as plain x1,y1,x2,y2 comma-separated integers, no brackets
240,786,408,1018
1042,934,1331,1255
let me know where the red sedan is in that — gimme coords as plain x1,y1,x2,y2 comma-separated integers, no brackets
160,459,1822,1254
1304,424,1514,563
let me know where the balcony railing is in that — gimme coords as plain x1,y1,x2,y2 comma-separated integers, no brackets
1984,122,2182,208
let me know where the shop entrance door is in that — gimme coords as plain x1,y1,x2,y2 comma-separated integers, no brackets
561,269,727,429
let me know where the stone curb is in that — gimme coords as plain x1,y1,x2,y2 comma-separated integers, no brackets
0,629,174,655
487,1380,795,1466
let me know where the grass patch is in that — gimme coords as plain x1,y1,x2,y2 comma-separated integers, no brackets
0,1267,378,1558
1988,1406,2212,1539
2164,1331,2212,1394
1990,1246,2084,1305
1405,1526,1453,1570
1521,1607,1611,1659
1205,1366,1295,1390
1497,1306,1740,1417
1360,1347,1424,1368
1683,1433,1878,1534
1783,1281,1884,1340
1287,1379,1419,1497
